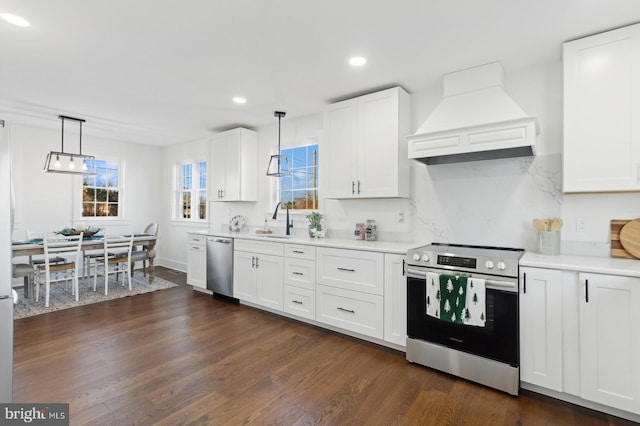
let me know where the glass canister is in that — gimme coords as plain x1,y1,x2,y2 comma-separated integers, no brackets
354,223,365,240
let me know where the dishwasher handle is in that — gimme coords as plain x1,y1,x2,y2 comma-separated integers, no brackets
207,237,232,244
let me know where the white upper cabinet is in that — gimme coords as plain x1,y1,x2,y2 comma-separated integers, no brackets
209,128,257,201
563,23,640,193
323,87,411,199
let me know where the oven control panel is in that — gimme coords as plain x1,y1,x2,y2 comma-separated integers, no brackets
437,255,476,269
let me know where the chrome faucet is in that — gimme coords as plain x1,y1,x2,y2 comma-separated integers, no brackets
272,201,293,235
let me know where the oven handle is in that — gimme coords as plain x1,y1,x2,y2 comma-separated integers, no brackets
406,268,516,290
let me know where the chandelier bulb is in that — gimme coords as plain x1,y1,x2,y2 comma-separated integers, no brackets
68,156,75,170
54,154,61,169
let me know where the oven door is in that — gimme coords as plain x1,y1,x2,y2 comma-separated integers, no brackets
407,270,519,367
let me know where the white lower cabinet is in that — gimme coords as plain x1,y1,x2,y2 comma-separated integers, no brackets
579,272,640,414
187,234,206,290
519,267,563,391
233,240,284,311
316,247,384,295
316,284,384,339
384,253,407,347
283,285,315,320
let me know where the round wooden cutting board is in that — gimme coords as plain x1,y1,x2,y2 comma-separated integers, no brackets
619,219,640,259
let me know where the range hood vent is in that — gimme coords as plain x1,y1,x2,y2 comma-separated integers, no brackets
408,62,538,165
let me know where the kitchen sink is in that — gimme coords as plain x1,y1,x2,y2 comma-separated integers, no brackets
254,234,291,239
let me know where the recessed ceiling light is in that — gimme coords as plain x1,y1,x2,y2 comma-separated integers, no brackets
232,97,247,104
1,13,30,27
349,56,367,67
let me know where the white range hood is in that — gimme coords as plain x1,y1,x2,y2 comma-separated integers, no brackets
408,62,538,165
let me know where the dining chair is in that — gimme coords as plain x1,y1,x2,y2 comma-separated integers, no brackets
26,230,66,268
93,235,134,295
34,233,84,308
130,223,158,277
12,263,34,301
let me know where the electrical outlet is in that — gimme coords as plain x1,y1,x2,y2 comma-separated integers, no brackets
398,212,405,223
576,217,585,232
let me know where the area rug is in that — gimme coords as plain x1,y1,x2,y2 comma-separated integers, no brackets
13,271,178,319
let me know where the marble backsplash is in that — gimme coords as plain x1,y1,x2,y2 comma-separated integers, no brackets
210,153,640,258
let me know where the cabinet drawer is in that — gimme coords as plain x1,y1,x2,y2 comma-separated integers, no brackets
283,285,316,320
284,258,315,290
316,248,384,295
316,284,383,339
284,243,316,260
188,234,206,246
235,239,284,256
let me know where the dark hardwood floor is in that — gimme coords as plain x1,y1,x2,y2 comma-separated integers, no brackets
12,266,635,425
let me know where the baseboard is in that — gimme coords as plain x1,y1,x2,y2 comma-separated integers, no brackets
153,257,186,273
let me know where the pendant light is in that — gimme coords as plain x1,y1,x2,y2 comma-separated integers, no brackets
266,111,290,177
43,115,97,175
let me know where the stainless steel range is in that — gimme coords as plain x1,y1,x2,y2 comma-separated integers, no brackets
405,243,524,395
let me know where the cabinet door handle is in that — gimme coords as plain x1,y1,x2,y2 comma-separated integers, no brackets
337,307,355,314
357,180,361,194
351,181,355,195
251,256,255,268
293,250,304,254
523,272,527,294
337,267,355,272
255,257,259,268
221,189,224,198
191,246,200,250
292,272,304,276
585,279,589,303
292,300,303,305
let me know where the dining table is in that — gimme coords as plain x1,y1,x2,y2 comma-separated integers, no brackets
11,234,158,292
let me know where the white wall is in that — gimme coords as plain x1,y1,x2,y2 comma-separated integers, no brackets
158,138,209,271
10,122,162,247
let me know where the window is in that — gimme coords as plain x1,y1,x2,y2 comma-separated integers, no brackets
176,161,207,220
279,144,319,210
82,159,121,217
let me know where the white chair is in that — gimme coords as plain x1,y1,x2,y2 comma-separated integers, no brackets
26,230,66,268
130,223,158,277
34,233,83,308
93,235,134,295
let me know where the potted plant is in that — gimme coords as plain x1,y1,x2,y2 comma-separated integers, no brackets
305,211,324,237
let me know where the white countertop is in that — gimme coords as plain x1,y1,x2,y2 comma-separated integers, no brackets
188,230,420,254
520,251,640,278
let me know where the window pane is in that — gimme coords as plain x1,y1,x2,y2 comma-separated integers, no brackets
308,145,318,167
182,192,191,219
280,174,292,190
83,187,95,202
279,191,292,207
308,190,318,210
108,190,119,203
83,203,95,216
83,175,95,186
96,203,109,216
292,190,307,209
199,190,206,220
198,161,207,189
96,188,107,202
107,174,118,187
292,170,307,189
307,167,319,188
292,146,306,169
108,203,118,216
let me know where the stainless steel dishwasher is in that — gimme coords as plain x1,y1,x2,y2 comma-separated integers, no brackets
206,236,234,298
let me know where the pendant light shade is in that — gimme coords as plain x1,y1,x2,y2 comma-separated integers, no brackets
266,111,290,177
43,115,97,175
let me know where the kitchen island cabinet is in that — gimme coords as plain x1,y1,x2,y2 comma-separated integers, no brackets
209,127,257,201
563,23,640,192
323,87,411,199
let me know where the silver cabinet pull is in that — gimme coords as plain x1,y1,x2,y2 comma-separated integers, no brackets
357,180,361,194
292,300,303,305
293,250,304,254
251,256,255,268
292,272,304,276
337,267,355,272
352,181,355,194
337,307,355,314
255,257,259,268
191,246,200,250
